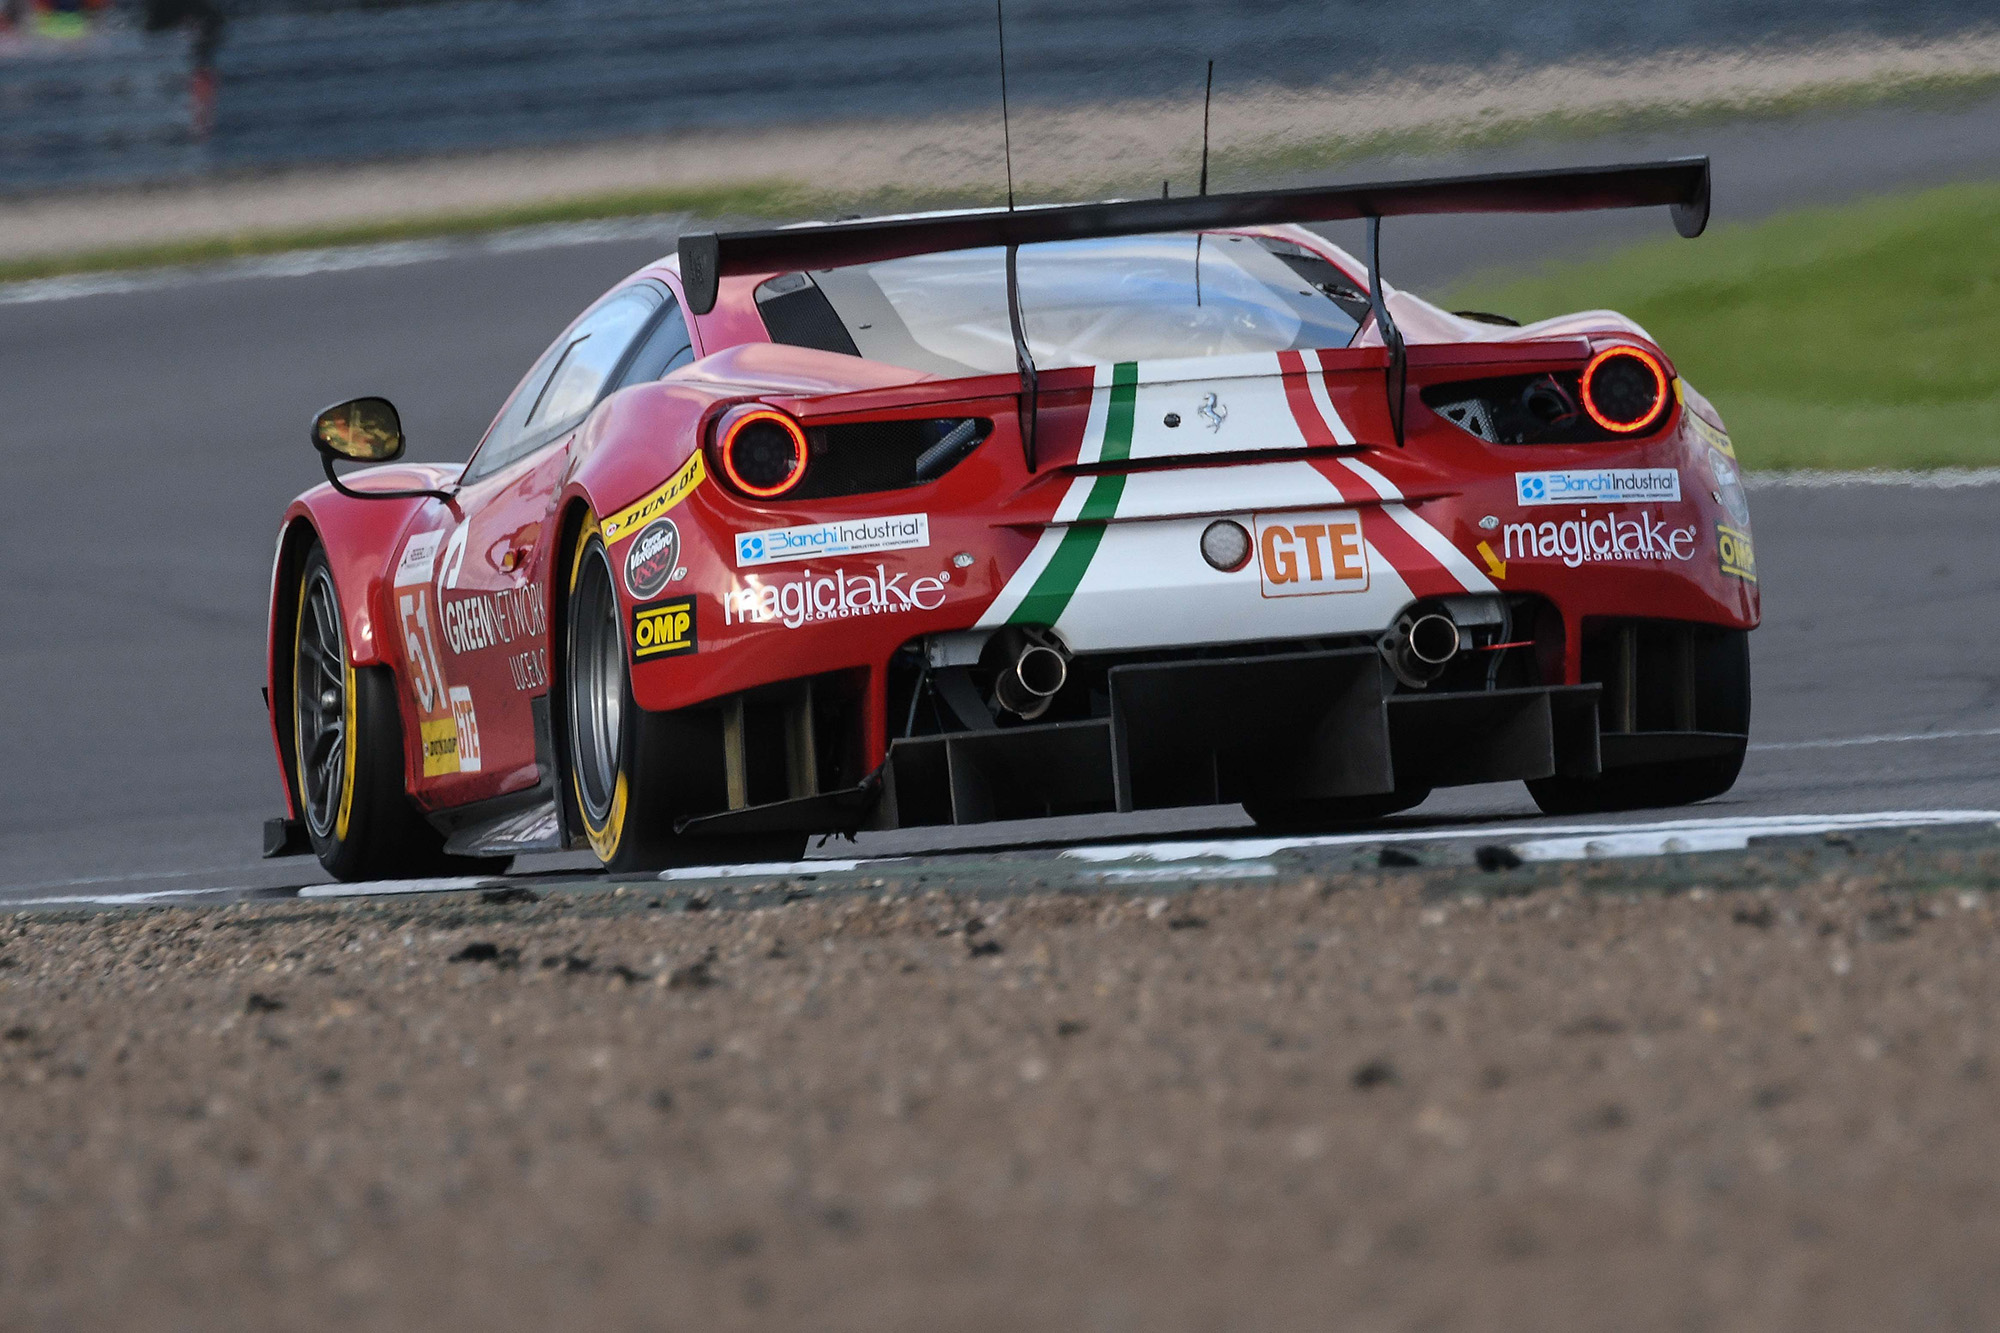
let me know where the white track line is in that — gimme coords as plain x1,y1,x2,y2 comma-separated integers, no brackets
0,215,690,307
15,811,2000,910
1753,727,2000,751
1060,810,2000,867
1,885,265,909
1746,468,2000,490
0,864,258,894
298,875,509,900
659,859,874,881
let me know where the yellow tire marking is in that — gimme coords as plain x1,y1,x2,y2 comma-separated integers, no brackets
569,513,627,863
292,558,359,844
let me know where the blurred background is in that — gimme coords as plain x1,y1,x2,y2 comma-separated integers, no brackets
1,0,1992,190
4,0,1999,898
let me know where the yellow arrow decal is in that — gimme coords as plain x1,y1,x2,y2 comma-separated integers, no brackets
1476,540,1507,580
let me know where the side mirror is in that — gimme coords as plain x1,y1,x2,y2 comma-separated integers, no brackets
308,396,453,504
311,397,404,463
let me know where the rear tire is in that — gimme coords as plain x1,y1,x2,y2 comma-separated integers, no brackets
292,542,505,881
1243,787,1432,832
1526,746,1747,816
1527,627,1751,816
563,520,804,873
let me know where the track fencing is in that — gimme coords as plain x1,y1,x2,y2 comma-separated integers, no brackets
2,0,1992,194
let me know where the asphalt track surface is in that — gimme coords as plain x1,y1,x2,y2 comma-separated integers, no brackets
5,97,2000,905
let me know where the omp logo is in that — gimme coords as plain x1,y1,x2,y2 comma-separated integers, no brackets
725,564,949,629
1253,511,1368,598
419,718,460,777
1515,468,1680,507
734,514,929,568
1717,524,1756,581
1501,510,1696,569
631,596,697,660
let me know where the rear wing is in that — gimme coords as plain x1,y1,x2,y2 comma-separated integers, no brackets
680,155,1711,458
677,156,1710,315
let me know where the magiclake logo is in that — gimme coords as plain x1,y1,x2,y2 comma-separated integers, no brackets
1515,468,1680,507
733,514,929,568
725,564,949,629
630,597,697,661
1501,509,1696,569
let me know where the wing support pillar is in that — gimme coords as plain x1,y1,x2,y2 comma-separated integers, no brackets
1005,243,1039,472
1366,215,1407,447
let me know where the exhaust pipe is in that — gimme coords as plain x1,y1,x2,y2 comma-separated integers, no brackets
1407,613,1461,665
1383,609,1461,687
992,634,1070,720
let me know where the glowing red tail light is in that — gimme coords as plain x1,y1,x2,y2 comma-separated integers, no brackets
716,408,808,498
1579,346,1669,434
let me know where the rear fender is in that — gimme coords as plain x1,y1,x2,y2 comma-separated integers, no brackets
563,381,725,545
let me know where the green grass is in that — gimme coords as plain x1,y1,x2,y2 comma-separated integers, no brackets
1448,181,2000,470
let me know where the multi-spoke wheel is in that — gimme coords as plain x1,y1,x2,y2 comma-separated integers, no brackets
290,540,505,881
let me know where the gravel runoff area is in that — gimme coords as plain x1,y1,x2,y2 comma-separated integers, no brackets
3,32,1998,266
5,827,2000,1330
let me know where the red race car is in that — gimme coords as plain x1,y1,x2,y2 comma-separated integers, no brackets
264,157,1757,879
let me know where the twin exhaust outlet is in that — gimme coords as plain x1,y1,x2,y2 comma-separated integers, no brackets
993,634,1069,720
932,599,1495,725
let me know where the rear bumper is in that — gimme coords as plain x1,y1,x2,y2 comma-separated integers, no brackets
872,646,1600,828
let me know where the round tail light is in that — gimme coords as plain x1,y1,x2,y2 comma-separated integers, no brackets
718,408,808,498
1580,346,1669,434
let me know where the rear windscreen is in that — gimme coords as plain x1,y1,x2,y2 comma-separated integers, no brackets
754,232,1367,377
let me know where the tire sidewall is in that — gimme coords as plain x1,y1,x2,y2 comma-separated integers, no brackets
295,546,363,869
566,522,639,866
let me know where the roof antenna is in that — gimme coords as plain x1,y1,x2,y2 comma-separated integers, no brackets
1198,59,1214,196
996,0,1016,211
1194,60,1214,306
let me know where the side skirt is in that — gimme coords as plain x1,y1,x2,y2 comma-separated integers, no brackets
424,697,569,857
